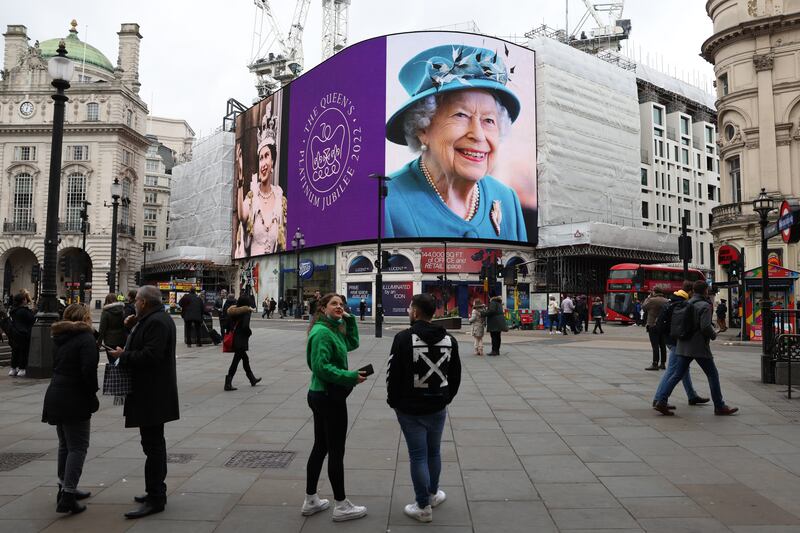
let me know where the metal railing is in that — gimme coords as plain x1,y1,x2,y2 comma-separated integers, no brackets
771,310,800,395
117,223,136,237
58,220,88,234
3,219,36,233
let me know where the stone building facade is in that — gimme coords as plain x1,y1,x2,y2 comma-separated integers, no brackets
704,0,800,281
0,21,149,306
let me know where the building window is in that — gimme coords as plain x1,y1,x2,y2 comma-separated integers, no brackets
674,145,679,162
144,207,157,222
642,201,649,219
87,102,99,121
719,73,729,96
126,109,133,127
65,173,86,228
13,173,33,227
143,225,156,237
707,156,714,172
680,116,690,136
13,146,36,161
144,242,156,252
682,179,689,196
681,149,689,166
122,149,133,167
146,159,159,172
77,74,92,83
145,175,158,186
144,192,157,204
641,168,648,186
67,145,89,161
668,206,672,223
705,126,714,144
700,243,705,264
728,156,741,204
121,179,131,227
652,106,663,126
697,211,703,228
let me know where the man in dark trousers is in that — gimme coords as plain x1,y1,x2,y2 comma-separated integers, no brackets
4,292,35,377
716,299,728,332
359,298,367,321
278,297,287,319
109,285,179,518
387,293,461,523
485,294,506,355
180,287,204,347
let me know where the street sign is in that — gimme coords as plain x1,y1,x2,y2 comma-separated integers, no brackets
779,199,800,244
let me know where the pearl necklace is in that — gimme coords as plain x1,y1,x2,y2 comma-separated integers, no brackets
420,159,479,221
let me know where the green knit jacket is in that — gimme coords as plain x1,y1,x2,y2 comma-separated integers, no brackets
306,314,360,392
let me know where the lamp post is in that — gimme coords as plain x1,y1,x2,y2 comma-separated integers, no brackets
79,200,90,302
369,173,391,338
753,188,776,365
291,228,305,319
109,178,122,293
28,41,74,378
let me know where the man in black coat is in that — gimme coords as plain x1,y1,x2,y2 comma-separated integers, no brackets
180,287,204,347
109,285,179,518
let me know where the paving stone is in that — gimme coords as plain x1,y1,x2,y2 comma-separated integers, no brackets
535,482,620,509
469,501,557,533
550,507,639,530
620,496,711,518
463,470,537,501
679,483,800,526
457,446,522,470
600,476,683,498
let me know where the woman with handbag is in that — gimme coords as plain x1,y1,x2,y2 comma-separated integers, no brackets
303,293,368,522
224,295,261,391
41,303,100,514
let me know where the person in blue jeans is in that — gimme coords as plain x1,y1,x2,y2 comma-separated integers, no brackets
387,293,461,523
654,280,738,416
653,281,709,409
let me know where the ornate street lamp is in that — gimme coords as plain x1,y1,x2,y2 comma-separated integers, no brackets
109,178,122,293
291,228,305,318
753,187,776,360
28,41,74,378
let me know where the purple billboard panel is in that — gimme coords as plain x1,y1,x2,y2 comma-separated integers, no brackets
382,281,413,316
286,37,387,250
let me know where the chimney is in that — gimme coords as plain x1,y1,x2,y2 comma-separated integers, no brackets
3,25,29,73
117,23,142,93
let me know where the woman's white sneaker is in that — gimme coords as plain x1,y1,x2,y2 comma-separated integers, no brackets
332,499,367,522
404,502,432,523
429,489,446,507
8,368,17,377
301,494,330,516
16,369,25,377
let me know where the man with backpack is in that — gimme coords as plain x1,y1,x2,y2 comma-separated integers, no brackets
653,280,738,416
651,281,708,410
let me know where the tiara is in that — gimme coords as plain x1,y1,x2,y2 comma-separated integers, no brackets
257,113,278,151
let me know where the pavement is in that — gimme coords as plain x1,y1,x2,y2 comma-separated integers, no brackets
1,320,800,532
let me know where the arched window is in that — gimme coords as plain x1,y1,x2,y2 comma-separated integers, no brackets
126,109,133,127
13,173,34,230
65,172,86,230
121,178,131,227
87,102,99,121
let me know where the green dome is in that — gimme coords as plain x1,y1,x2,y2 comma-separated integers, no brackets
39,23,114,74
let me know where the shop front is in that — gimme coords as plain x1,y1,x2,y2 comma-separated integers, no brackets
279,247,336,312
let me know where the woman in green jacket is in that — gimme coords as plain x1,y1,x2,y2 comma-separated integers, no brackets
302,293,368,522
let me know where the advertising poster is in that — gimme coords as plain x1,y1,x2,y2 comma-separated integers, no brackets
382,281,413,316
422,281,458,318
348,256,374,273
346,282,372,314
506,283,530,309
420,247,501,273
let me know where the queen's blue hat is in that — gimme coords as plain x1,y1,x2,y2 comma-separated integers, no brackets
386,44,521,146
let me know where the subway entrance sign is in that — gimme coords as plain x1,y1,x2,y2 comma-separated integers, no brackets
764,200,800,242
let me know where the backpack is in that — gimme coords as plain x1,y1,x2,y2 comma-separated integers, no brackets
654,300,676,337
669,300,696,341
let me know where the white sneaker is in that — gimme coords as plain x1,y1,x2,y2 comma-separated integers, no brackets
429,489,446,507
301,494,330,516
404,502,432,523
16,369,25,377
332,499,367,522
8,368,17,377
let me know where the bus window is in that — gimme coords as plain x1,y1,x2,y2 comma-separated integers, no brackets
609,269,636,280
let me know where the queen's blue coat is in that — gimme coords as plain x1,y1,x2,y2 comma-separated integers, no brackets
384,159,528,241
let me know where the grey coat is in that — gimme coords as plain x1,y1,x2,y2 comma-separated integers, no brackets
675,295,716,359
469,306,486,337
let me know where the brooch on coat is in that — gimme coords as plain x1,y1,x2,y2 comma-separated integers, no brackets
490,200,502,236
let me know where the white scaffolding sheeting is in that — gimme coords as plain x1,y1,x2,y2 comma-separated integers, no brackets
166,130,235,265
537,222,677,253
635,62,716,110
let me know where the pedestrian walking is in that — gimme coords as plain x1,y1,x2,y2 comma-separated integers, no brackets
387,293,461,523
575,296,588,333
302,293,368,521
41,303,99,514
107,286,179,518
269,297,277,318
643,287,668,370
547,295,559,334
561,295,577,334
652,281,709,410
224,296,261,390
468,299,486,355
180,287,204,347
278,297,287,319
716,299,728,332
97,293,127,350
6,291,35,376
653,280,738,416
359,298,367,321
591,297,605,333
485,294,505,355
221,293,236,335
262,296,269,318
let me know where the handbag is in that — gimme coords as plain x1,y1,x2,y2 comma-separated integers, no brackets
102,363,131,405
202,320,222,345
222,327,235,353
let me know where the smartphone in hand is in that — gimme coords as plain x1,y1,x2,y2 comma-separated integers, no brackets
358,364,374,377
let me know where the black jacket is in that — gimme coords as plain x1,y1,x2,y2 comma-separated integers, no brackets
42,321,99,425
180,293,204,322
119,307,179,428
98,301,127,349
387,320,461,415
9,304,35,341
221,296,236,325
227,305,252,352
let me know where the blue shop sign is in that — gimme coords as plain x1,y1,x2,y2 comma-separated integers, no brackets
299,259,315,280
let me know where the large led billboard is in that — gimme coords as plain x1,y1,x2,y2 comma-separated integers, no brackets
233,31,536,259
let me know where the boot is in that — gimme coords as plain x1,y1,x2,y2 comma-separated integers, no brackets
56,491,87,514
247,372,262,386
224,375,237,391
57,484,91,503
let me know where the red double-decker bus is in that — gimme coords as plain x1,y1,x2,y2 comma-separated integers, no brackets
605,263,705,324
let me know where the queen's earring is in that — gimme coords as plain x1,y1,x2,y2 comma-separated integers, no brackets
420,143,428,152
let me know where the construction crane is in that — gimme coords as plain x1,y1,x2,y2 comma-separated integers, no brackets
321,0,350,60
570,1,630,54
249,0,311,98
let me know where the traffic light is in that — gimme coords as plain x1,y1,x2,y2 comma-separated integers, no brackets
382,250,391,268
728,260,741,280
510,267,518,286
495,258,503,278
106,271,113,286
479,264,487,282
678,235,693,262
31,265,40,283
134,271,141,285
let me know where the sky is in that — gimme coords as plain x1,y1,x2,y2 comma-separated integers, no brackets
1,0,715,136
